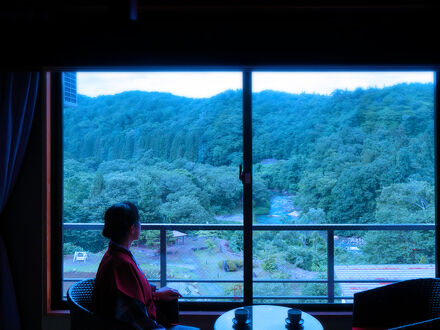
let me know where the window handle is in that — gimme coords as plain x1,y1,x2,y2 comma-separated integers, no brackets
239,164,244,183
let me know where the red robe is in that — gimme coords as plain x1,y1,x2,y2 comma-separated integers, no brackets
93,243,158,323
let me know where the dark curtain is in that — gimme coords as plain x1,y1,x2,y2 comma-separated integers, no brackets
0,72,39,330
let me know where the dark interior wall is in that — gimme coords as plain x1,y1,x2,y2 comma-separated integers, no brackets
0,91,43,330
1,2,440,330
2,2,440,68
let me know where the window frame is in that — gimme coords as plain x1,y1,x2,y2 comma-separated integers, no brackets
47,69,440,312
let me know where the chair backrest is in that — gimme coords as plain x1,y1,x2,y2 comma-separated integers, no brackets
352,278,440,329
67,279,95,330
389,317,440,330
67,278,131,330
67,278,94,312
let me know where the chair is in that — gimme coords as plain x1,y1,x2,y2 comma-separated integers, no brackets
389,317,440,329
67,278,180,330
352,278,440,330
67,278,133,330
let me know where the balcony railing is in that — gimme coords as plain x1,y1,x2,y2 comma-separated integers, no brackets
63,223,435,303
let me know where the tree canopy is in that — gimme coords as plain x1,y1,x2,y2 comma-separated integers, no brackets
64,83,435,264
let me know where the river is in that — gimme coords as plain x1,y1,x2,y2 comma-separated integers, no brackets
215,194,299,224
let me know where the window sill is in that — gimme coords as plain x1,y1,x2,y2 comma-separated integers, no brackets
45,309,69,316
47,309,352,317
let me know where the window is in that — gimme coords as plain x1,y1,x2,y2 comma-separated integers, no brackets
251,72,436,304
51,70,437,310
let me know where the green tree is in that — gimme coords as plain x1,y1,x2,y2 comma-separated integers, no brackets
363,181,435,264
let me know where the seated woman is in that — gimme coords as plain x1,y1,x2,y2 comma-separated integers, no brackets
93,201,199,330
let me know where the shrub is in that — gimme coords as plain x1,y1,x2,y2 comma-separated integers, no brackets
218,259,243,272
138,230,160,247
63,242,81,255
285,246,314,270
301,280,342,303
262,255,277,272
64,230,107,253
205,238,219,252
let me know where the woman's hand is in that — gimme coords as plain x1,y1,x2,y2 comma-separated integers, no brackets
155,286,182,302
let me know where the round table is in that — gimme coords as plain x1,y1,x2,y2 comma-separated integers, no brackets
214,305,323,330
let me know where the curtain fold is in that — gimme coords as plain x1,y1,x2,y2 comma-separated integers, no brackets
0,72,39,330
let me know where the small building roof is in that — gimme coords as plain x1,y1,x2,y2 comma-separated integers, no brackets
172,230,187,238
334,264,435,299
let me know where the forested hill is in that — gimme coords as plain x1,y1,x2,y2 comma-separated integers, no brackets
64,83,435,259
64,83,433,169
64,83,434,226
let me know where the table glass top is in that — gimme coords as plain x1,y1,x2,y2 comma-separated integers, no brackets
214,305,323,330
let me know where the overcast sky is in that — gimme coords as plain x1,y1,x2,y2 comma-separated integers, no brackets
78,72,434,98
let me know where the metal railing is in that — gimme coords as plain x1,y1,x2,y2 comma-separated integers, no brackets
63,223,435,303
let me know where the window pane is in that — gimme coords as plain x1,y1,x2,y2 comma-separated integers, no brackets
335,229,435,302
253,230,328,304
252,72,435,303
63,229,105,295
167,230,243,302
62,72,243,300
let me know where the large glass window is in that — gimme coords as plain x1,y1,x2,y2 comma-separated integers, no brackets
252,72,435,303
58,70,436,307
62,72,243,301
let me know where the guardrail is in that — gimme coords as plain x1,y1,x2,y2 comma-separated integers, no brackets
63,223,435,303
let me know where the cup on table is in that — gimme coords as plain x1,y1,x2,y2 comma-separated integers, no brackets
287,308,302,324
234,308,249,324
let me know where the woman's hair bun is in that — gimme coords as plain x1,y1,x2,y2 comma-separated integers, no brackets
102,201,139,243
